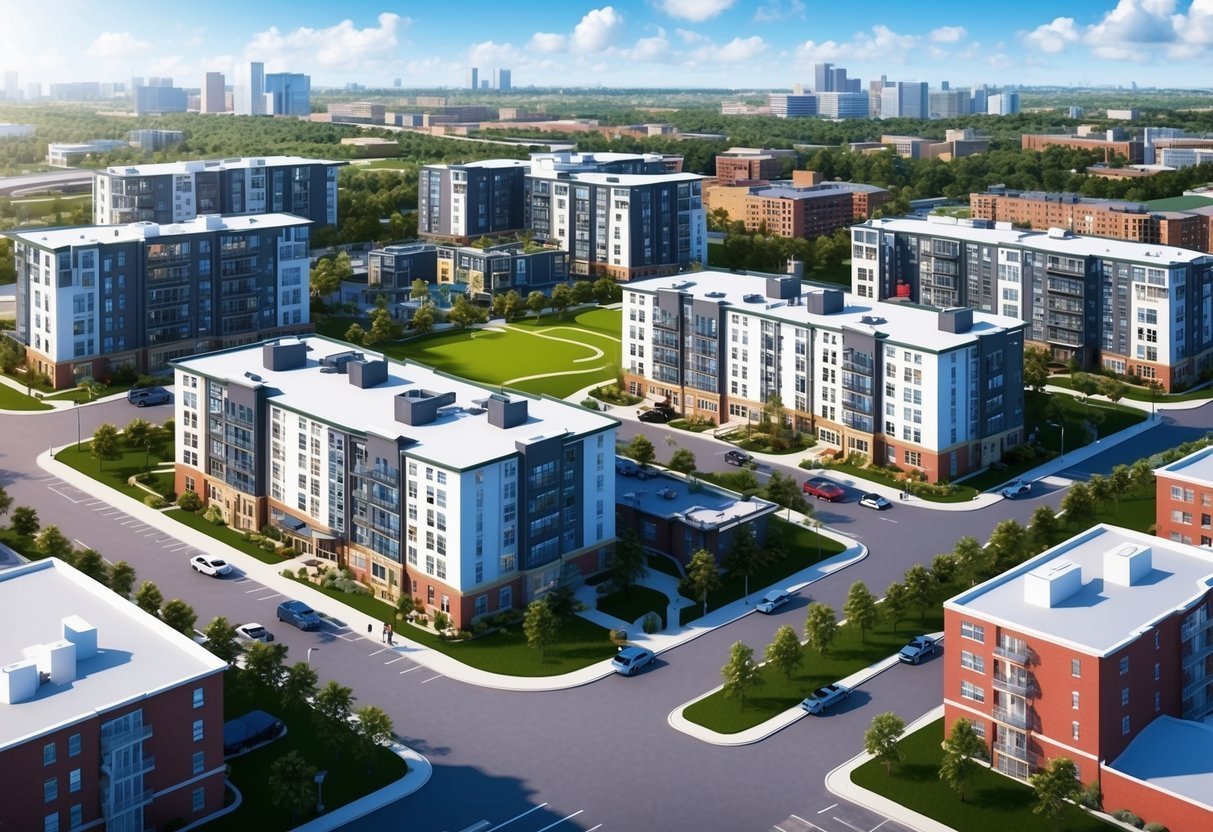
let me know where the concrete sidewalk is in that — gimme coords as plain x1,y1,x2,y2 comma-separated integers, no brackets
290,741,432,832
1043,381,1212,413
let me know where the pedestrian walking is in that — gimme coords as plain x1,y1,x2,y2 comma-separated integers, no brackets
386,623,394,646
381,622,388,643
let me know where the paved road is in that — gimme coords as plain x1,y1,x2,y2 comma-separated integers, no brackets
0,169,94,197
3,399,1207,831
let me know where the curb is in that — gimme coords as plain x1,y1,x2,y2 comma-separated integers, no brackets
290,741,432,832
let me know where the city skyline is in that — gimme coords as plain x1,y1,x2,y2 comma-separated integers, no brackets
3,1,1213,91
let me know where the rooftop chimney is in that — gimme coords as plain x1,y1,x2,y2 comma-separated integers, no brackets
1024,560,1083,608
1104,543,1152,588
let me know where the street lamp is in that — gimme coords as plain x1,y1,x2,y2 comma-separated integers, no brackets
1047,420,1065,457
75,401,81,451
307,647,318,666
314,770,327,814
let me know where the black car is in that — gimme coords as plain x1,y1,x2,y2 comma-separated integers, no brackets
127,387,171,407
724,450,754,467
638,408,673,424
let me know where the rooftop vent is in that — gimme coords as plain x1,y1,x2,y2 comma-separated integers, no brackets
318,350,364,374
743,293,765,303
805,288,844,316
1024,559,1083,608
860,315,886,325
1104,543,1152,588
1047,227,1072,239
243,371,262,382
938,307,973,334
262,340,307,372
487,393,528,429
347,359,388,389
765,275,800,301
705,291,726,298
394,388,456,426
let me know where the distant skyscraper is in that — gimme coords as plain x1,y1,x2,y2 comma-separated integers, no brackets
265,72,311,116
26,82,40,100
234,61,265,116
493,68,512,91
3,71,18,101
467,67,479,89
880,81,928,119
970,85,989,116
987,92,1020,116
393,77,402,87
134,83,187,115
201,71,226,113
814,62,834,93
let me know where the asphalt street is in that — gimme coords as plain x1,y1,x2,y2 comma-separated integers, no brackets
1,397,1208,832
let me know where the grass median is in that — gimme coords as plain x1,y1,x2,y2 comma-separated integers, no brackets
597,585,669,629
0,383,52,411
54,442,175,502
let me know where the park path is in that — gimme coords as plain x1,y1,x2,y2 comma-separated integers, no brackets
499,324,619,386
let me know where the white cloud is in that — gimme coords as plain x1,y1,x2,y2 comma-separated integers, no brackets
468,40,523,69
930,26,966,43
659,0,735,22
572,6,625,53
794,23,921,65
87,32,151,61
1023,17,1080,53
794,39,848,62
712,35,767,63
529,32,567,53
675,28,709,43
627,31,671,62
753,0,805,23
244,12,405,72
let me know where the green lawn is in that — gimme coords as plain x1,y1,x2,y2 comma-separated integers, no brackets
646,552,683,579
54,442,176,502
851,719,1116,832
597,585,669,628
43,381,136,403
1049,374,1213,403
819,462,979,503
0,383,52,411
166,508,296,565
207,670,406,832
684,584,950,733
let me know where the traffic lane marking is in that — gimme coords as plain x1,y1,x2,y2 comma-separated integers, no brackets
484,803,548,832
535,810,583,832
817,805,837,814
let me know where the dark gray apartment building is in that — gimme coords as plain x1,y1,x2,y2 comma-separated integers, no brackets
367,241,570,304
418,159,530,242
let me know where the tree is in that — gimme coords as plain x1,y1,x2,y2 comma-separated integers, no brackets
764,624,803,681
1060,481,1096,528
282,662,320,708
1109,463,1134,512
1030,757,1082,831
161,599,197,635
447,294,486,329
313,680,357,759
244,641,289,689
109,561,136,598
0,485,11,522
883,581,910,634
410,278,431,301
134,581,163,616
1098,375,1127,405
550,283,573,318
720,641,763,709
498,289,523,322
1087,473,1114,508
931,553,958,584
762,471,810,517
526,290,548,321
364,303,397,346
1027,505,1061,555
987,518,1029,571
940,718,987,801
1023,346,1051,393
202,616,241,664
685,549,722,616
668,447,696,474
10,505,39,536
843,582,879,643
804,602,838,654
354,705,395,773
523,599,559,660
903,565,938,622
1071,372,1099,413
90,422,121,470
864,712,906,773
344,322,366,345
593,276,616,304
763,393,787,436
571,280,594,304
608,530,647,592
35,525,73,560
723,524,765,600
1130,457,1155,493
268,750,317,824
953,535,990,586
73,549,110,587
627,434,656,467
410,304,436,334
310,256,344,300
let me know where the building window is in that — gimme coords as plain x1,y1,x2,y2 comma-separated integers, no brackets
1155,691,1161,713
43,742,55,765
1072,721,1080,741
193,719,204,742
193,687,205,708
44,778,57,802
1072,692,1079,709
1154,662,1160,681
1120,656,1129,675
44,814,58,832
68,769,80,793
67,735,80,758
1071,659,1081,677
192,786,205,812
960,621,985,643
69,805,81,829
1121,715,1131,735
960,651,985,673
193,751,205,775
1121,688,1129,707
960,681,985,703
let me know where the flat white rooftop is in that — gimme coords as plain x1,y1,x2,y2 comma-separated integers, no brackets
1109,716,1213,810
175,336,617,470
627,270,1023,353
1156,445,1213,488
529,170,701,186
862,215,1212,266
12,213,312,250
0,559,226,751
946,525,1213,656
102,155,341,176
616,471,777,529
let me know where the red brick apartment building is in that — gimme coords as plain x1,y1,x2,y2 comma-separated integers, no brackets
1021,132,1145,164
944,525,1213,832
1155,445,1213,548
0,559,228,832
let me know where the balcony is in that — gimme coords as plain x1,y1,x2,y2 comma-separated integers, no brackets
992,707,1033,730
352,487,401,513
103,787,154,816
994,643,1032,665
102,755,156,781
841,375,873,396
992,674,1032,697
841,411,874,432
100,723,153,752
353,464,399,487
993,742,1036,766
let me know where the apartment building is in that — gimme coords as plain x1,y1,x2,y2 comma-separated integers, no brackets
622,271,1025,481
705,176,889,240
0,558,227,832
9,214,312,388
367,241,570,303
850,215,1213,390
944,525,1213,832
1022,131,1145,164
171,337,617,628
714,148,792,184
418,159,530,242
970,187,1211,253
93,156,342,227
1155,445,1213,548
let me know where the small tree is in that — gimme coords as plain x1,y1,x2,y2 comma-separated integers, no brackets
1109,463,1134,514
410,304,436,334
313,681,357,759
987,518,1029,571
864,711,906,774
571,280,594,304
762,471,810,517
723,524,764,600
124,417,153,451
35,525,73,560
526,290,548,322
720,640,763,709
667,447,696,474
268,750,317,824
843,581,879,643
447,294,486,329
523,599,559,660
592,276,616,304
903,565,938,622
1060,482,1096,528
310,257,342,300
1022,346,1051,393
764,624,803,681
109,561,137,598
10,505,39,536
161,599,197,635
952,535,990,586
1130,457,1155,492
0,484,12,521
202,616,241,664
354,705,395,773
550,283,573,318
176,491,203,512
685,549,722,616
244,641,289,689
804,602,838,654
344,322,366,345
410,278,431,301
1027,505,1061,555
883,581,909,634
608,529,647,592
627,435,656,467
90,423,121,471
1086,473,1114,507
134,581,163,617
1030,757,1082,831
72,548,110,587
500,289,523,322
1098,375,1127,405
940,718,987,801
395,594,416,620
282,662,320,708
364,303,397,345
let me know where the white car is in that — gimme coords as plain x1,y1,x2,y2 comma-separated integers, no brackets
1000,480,1032,499
858,493,892,511
898,635,939,665
235,623,274,643
801,683,852,715
611,646,655,676
756,589,793,614
190,554,233,577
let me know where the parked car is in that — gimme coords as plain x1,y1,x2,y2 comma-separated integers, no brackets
276,600,322,631
756,589,793,614
803,478,845,502
616,458,640,477
724,450,753,467
223,710,286,756
127,387,171,407
190,554,232,577
898,635,939,665
1000,480,1032,499
611,646,655,676
639,408,673,424
858,493,892,511
800,683,852,715
235,623,274,644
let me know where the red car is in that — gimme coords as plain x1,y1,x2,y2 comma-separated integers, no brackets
803,477,845,502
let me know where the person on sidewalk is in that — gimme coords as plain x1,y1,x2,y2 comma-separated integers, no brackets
382,622,388,643
386,623,394,646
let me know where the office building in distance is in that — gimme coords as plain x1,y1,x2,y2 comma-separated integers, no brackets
171,336,617,628
9,214,312,388
0,558,227,832
713,148,795,184
705,171,889,240
622,271,1025,481
200,71,226,113
850,215,1213,390
93,156,342,227
880,82,929,119
234,61,265,116
46,140,128,167
944,524,1213,832
1022,129,1145,164
264,72,311,116
1155,445,1213,548
127,129,184,151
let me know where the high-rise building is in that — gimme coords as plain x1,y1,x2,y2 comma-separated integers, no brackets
200,71,225,113
25,82,40,100
815,92,870,120
133,83,187,115
767,93,817,118
987,92,1020,115
264,72,311,116
10,214,313,387
879,81,929,119
3,70,19,100
466,67,479,90
970,85,989,115
493,68,512,91
813,63,834,93
929,89,971,119
234,61,265,116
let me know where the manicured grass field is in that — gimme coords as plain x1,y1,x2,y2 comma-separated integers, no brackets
54,442,175,502
0,383,52,411
167,508,295,565
1049,373,1213,403
851,719,1116,832
207,670,406,832
597,585,670,629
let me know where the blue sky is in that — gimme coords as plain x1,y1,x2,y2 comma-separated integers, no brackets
5,1,1212,89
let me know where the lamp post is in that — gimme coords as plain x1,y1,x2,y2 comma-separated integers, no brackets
75,400,81,451
1047,420,1065,457
314,770,327,814
306,647,318,666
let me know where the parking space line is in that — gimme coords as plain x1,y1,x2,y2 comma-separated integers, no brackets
47,485,87,504
420,673,443,684
398,665,423,674
585,825,602,832
234,578,253,584
368,647,388,656
245,587,266,593
484,804,547,832
789,818,827,832
833,817,864,832
254,593,281,602
774,826,788,832
817,805,837,815
384,656,408,665
535,811,583,832
870,820,889,832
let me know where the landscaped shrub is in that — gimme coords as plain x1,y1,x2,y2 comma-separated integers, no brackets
1143,824,1168,832
296,567,309,580
143,494,167,509
433,610,450,634
1078,780,1102,810
203,504,225,525
1112,810,1144,829
1004,443,1038,464
176,491,203,512
643,612,661,634
320,568,369,596
259,538,277,552
260,524,283,541
581,397,601,410
590,384,641,406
